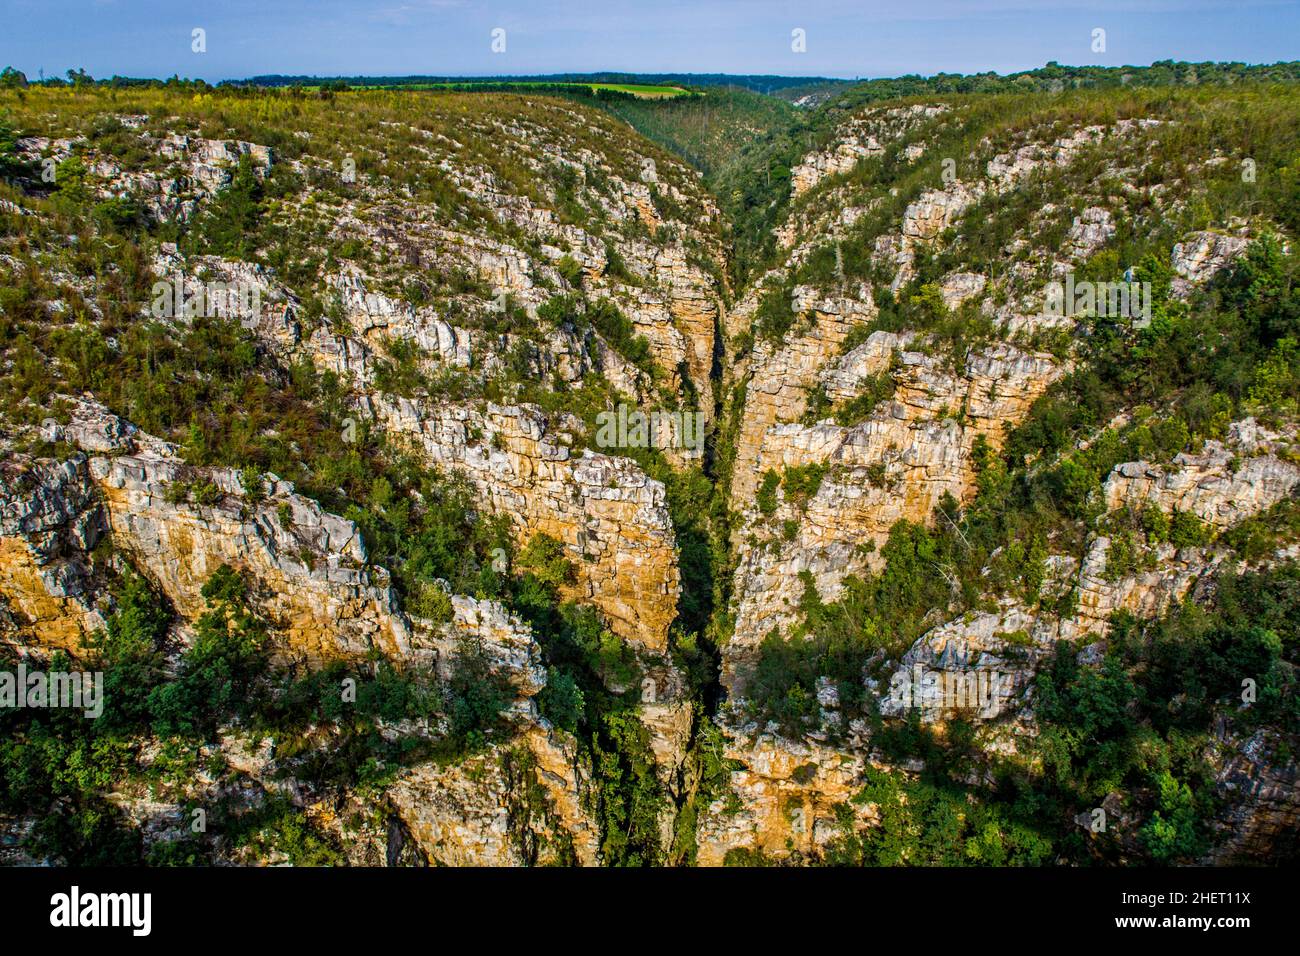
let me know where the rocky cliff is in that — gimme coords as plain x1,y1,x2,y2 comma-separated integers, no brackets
699,86,1300,865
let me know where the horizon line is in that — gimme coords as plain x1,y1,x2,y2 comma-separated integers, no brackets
9,57,1300,88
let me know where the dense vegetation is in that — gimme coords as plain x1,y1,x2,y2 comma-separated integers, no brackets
601,87,799,179
713,60,1300,284
0,563,522,864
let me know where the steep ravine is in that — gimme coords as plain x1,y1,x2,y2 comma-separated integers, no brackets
2,80,1299,866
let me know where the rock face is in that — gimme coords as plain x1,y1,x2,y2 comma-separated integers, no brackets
870,419,1300,729
792,140,885,196
387,723,599,867
902,182,983,242
704,417,1293,861
790,104,947,196
1065,206,1116,260
93,452,412,661
1104,419,1300,529
88,588,602,867
327,267,475,371
0,429,619,868
1205,723,1300,863
0,455,106,653
729,285,878,505
821,330,910,402
381,596,602,866
719,110,1207,702
373,396,680,653
133,170,701,806
324,110,724,417
709,115,1177,842
695,728,872,865
725,341,1063,691
20,131,275,224
0,402,410,662
0,404,606,863
939,272,987,310
1171,230,1251,296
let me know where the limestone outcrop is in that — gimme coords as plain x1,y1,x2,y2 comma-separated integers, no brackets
373,396,680,653
1171,229,1251,296
790,104,947,196
695,727,873,865
730,285,878,505
1103,419,1300,530
726,342,1062,690
0,401,411,662
20,130,274,224
0,455,106,653
385,724,600,866
1204,723,1300,863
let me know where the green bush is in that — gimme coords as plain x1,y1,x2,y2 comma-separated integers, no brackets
756,469,780,516
446,639,514,746
781,462,828,503
538,667,585,733
147,565,269,739
556,254,583,288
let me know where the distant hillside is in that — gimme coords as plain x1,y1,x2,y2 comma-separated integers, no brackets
599,87,799,178
824,59,1300,104
233,72,848,95
770,81,851,108
717,59,1300,282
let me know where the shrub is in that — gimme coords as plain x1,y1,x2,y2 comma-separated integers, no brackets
446,639,513,746
147,565,269,739
756,469,780,516
781,462,828,503
1169,509,1213,548
538,667,584,733
556,254,584,289
406,579,454,622
516,533,574,593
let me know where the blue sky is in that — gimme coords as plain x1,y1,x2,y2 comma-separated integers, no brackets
2,0,1297,82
